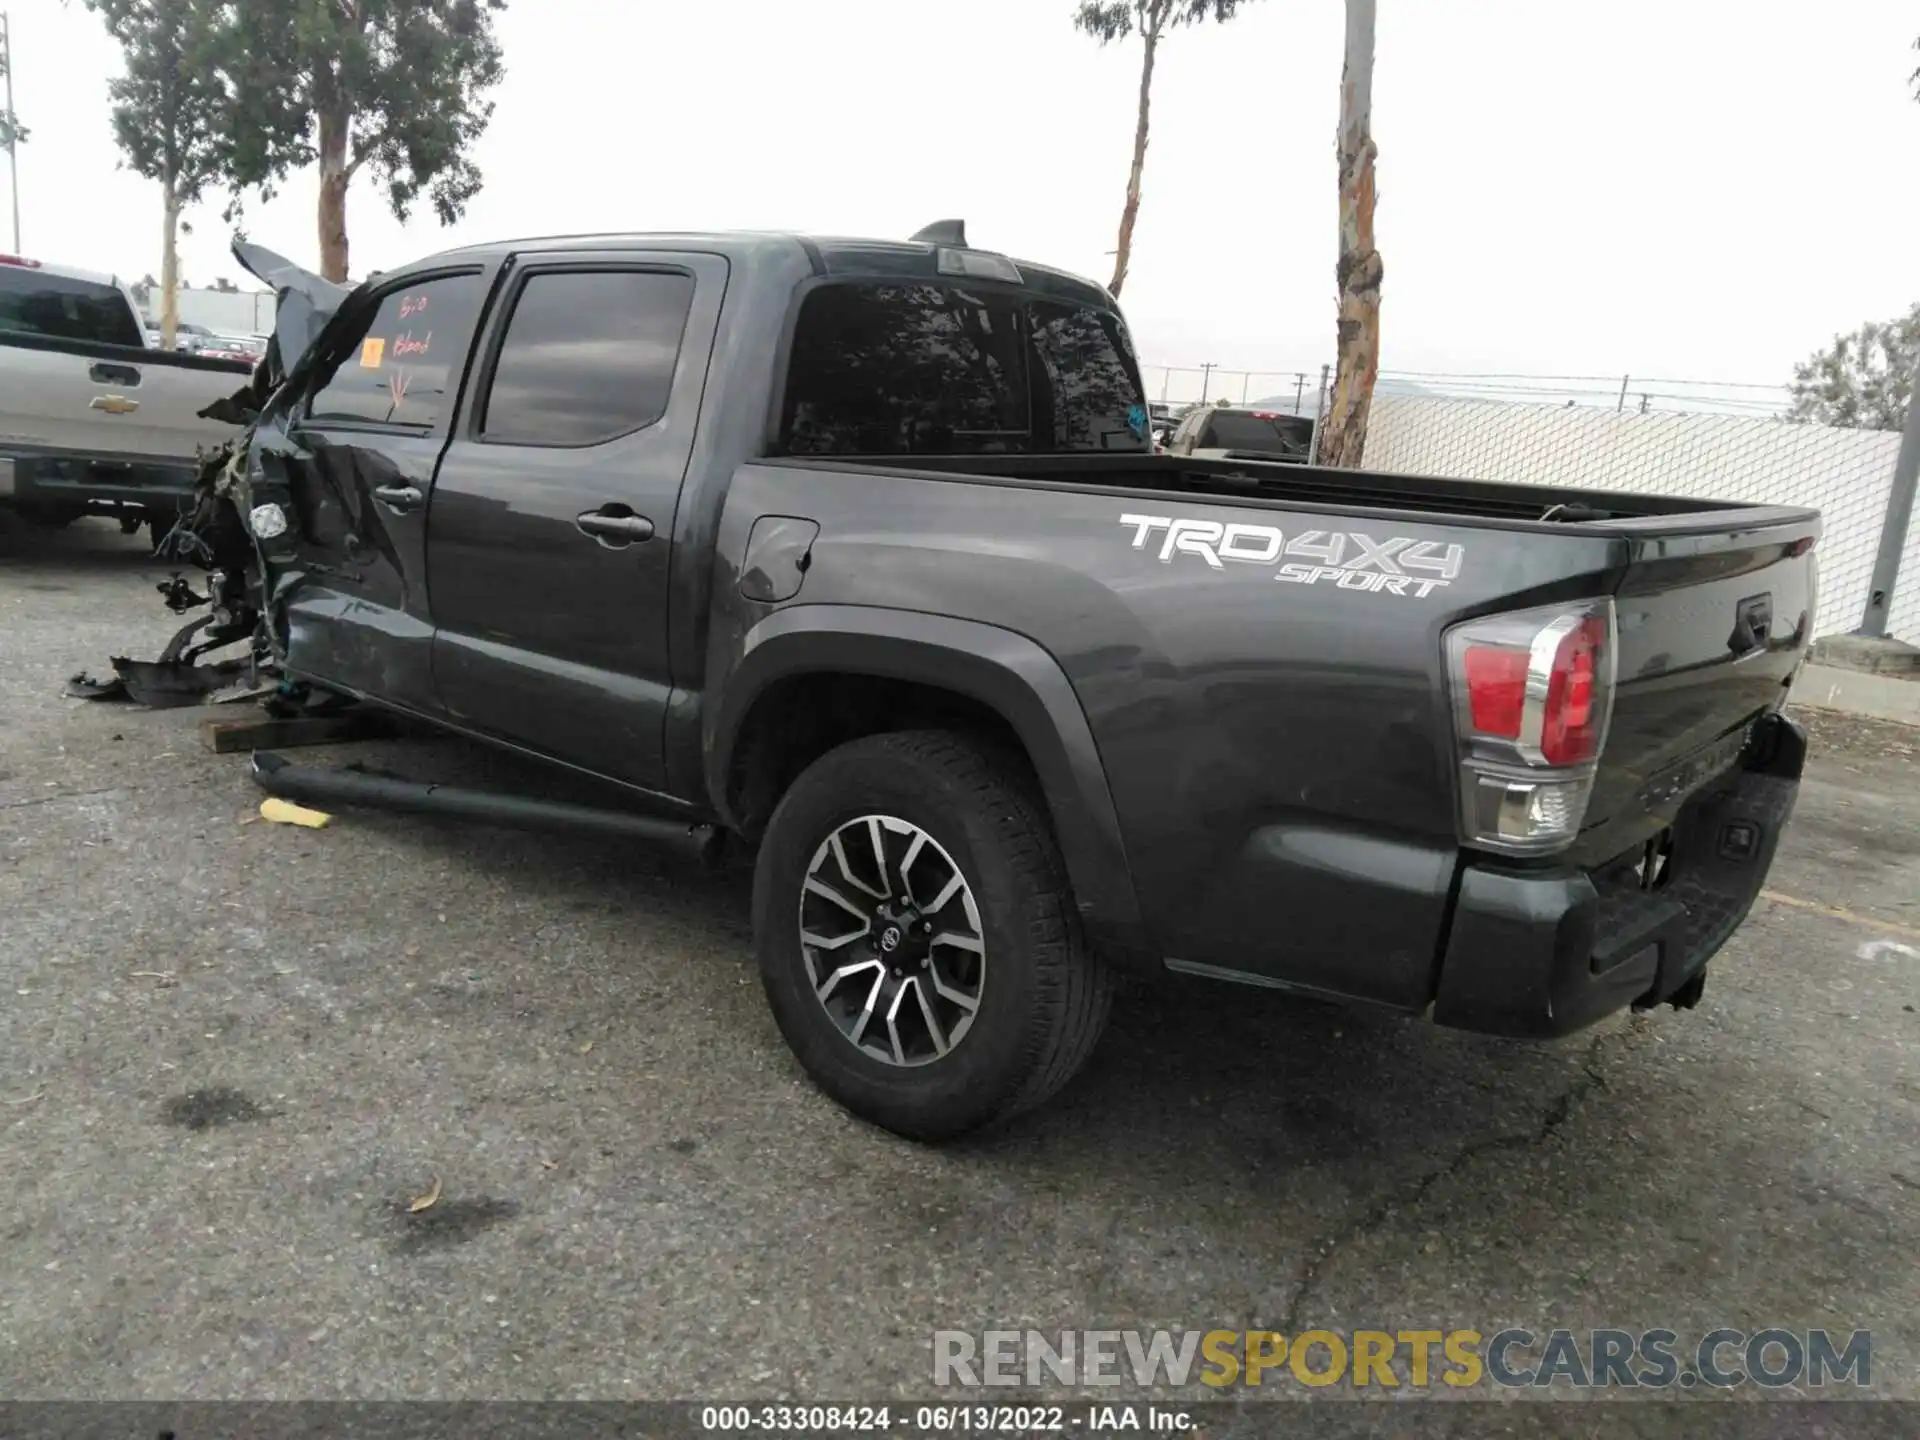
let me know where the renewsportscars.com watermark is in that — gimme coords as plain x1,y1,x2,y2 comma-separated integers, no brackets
932,1328,1874,1391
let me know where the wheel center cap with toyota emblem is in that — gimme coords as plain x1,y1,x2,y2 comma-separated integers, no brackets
869,895,934,971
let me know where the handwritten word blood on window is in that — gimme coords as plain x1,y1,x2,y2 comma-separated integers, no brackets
392,330,433,359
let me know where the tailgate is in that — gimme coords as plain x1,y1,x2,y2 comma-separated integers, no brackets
1581,513,1818,852
0,341,245,462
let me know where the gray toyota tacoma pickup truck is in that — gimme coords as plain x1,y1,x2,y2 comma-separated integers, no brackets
163,225,1818,1139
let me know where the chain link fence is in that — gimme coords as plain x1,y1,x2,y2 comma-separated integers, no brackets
1141,365,1797,419
1145,366,1328,412
1142,363,1919,648
1357,397,1918,646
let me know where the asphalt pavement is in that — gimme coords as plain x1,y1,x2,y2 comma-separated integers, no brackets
1,518,1915,1405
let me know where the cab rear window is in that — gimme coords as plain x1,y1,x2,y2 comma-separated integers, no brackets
0,265,144,347
778,281,1148,456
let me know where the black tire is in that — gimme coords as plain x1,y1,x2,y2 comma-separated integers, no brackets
753,729,1113,1141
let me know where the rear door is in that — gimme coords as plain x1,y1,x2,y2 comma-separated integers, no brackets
425,251,727,792
255,264,492,711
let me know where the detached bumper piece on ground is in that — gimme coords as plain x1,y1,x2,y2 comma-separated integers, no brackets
65,566,266,708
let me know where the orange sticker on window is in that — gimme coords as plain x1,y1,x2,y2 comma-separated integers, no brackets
359,337,386,368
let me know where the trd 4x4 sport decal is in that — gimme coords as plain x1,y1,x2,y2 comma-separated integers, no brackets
1119,513,1464,599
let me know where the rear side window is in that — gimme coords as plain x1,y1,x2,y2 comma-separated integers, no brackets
1029,301,1146,452
0,265,143,346
307,272,485,429
479,270,695,446
779,281,1147,456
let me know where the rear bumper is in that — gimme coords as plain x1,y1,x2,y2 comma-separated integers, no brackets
0,447,198,512
1430,711,1806,1039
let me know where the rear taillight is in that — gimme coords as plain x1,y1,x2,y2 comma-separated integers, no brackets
1444,598,1617,855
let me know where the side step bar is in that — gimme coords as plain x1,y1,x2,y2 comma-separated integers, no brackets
249,751,722,859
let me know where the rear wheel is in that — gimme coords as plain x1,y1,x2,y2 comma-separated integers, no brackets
752,730,1112,1140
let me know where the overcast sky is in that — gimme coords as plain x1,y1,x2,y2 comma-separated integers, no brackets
6,0,1918,396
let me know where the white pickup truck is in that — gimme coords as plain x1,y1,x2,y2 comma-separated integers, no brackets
0,252,253,536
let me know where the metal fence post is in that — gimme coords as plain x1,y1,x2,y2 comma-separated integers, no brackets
1307,363,1331,465
1857,358,1920,638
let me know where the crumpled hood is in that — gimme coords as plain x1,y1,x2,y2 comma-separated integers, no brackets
197,241,356,427
231,239,352,375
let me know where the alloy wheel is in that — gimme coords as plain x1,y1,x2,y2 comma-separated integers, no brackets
797,814,986,1068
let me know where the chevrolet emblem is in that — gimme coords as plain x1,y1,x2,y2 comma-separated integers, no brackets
90,394,140,415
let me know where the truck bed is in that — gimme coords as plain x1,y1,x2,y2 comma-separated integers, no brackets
837,451,1789,529
732,452,1817,1010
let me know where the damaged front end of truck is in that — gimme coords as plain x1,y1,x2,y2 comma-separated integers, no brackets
74,242,354,708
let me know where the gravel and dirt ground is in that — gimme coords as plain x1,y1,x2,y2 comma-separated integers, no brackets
2,518,1915,1406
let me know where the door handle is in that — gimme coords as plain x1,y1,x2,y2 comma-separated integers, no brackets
372,483,424,513
575,508,655,545
90,362,141,386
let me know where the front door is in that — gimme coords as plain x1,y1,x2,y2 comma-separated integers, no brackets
258,266,491,712
425,251,727,794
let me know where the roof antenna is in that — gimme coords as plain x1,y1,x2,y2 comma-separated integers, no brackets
910,220,968,247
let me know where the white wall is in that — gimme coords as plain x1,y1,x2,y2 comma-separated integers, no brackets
140,287,277,336
1360,397,1918,647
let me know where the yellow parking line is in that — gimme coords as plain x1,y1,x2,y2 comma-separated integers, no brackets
1759,889,1920,941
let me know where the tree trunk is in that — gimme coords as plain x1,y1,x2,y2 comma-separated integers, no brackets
159,179,181,351
316,98,351,283
1321,0,1383,469
1109,23,1158,299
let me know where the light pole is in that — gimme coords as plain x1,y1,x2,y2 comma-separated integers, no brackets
1857,357,1920,638
1,11,20,252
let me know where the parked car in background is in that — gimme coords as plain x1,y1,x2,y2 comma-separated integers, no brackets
174,224,1816,1140
171,321,217,354
1164,403,1315,462
138,319,220,354
197,334,266,364
0,252,252,533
